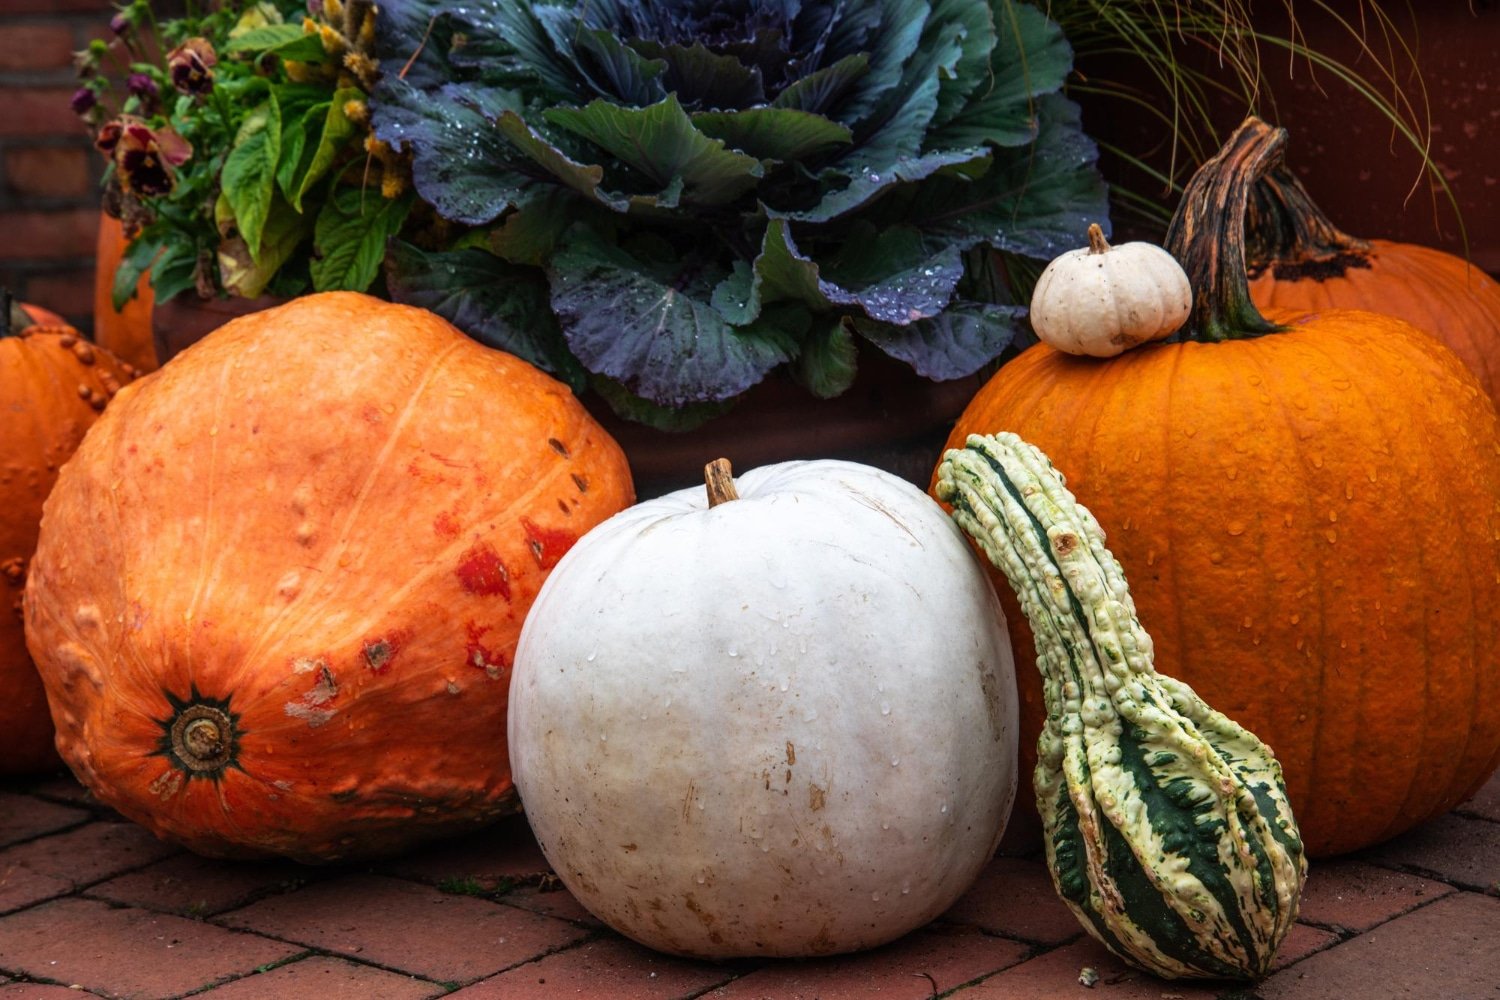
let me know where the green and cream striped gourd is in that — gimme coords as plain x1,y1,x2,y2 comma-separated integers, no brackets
936,432,1307,980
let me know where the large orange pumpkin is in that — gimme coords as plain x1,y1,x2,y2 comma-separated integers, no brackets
24,292,634,860
940,119,1500,858
92,213,157,373
1246,164,1500,399
2,300,136,775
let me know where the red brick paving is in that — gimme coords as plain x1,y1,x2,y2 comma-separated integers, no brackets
217,873,590,984
938,855,1083,945
0,796,87,850
952,936,1225,999
87,854,311,918
1359,811,1500,894
379,815,553,890
1256,892,1500,999
454,937,735,999
1294,858,1456,932
1457,773,1500,823
705,927,1029,999
0,768,1494,998
0,897,300,998
192,955,442,999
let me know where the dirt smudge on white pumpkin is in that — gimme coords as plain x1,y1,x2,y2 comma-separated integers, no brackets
809,783,827,811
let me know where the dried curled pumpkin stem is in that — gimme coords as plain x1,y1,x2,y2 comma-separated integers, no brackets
1165,117,1289,343
1247,166,1373,277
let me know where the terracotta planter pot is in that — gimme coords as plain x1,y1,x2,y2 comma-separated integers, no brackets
595,351,986,498
152,290,286,364
92,214,158,373
151,290,981,497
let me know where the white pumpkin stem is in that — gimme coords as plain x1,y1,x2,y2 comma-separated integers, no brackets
705,458,739,507
1087,223,1111,254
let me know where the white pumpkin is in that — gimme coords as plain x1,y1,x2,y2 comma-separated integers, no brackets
509,459,1018,959
1029,223,1192,357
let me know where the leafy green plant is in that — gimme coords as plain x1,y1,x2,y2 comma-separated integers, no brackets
369,0,1110,426
77,0,409,310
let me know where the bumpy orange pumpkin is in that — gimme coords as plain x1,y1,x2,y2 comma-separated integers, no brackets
939,119,1500,858
1246,160,1500,399
2,301,136,774
24,292,633,860
92,213,157,373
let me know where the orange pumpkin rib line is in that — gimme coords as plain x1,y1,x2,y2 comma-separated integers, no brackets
179,349,241,694
1407,349,1498,824
1301,325,1428,840
1157,344,1189,710
253,441,594,712
1244,334,1334,834
233,336,469,679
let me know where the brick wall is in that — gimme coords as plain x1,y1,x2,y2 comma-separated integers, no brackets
0,2,1494,337
0,0,114,331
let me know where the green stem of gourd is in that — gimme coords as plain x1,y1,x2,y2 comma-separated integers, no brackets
1246,165,1373,278
1164,117,1289,343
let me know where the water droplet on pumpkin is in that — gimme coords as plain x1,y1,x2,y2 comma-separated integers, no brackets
880,702,890,716
871,891,882,901
1227,521,1246,536
585,649,596,662
890,757,900,767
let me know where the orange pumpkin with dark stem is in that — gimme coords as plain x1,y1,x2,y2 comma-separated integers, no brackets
938,118,1500,858
92,213,157,373
1246,164,1500,400
24,292,634,860
1,299,136,774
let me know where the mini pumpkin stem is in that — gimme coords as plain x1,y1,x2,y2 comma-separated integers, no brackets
1087,223,1111,254
704,458,739,507
1165,117,1288,343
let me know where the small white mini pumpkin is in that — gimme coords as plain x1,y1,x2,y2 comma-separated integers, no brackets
509,459,1018,959
1029,223,1192,357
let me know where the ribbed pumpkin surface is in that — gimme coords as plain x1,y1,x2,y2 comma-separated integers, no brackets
24,292,633,860
943,309,1500,857
1,321,135,774
1249,239,1500,399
